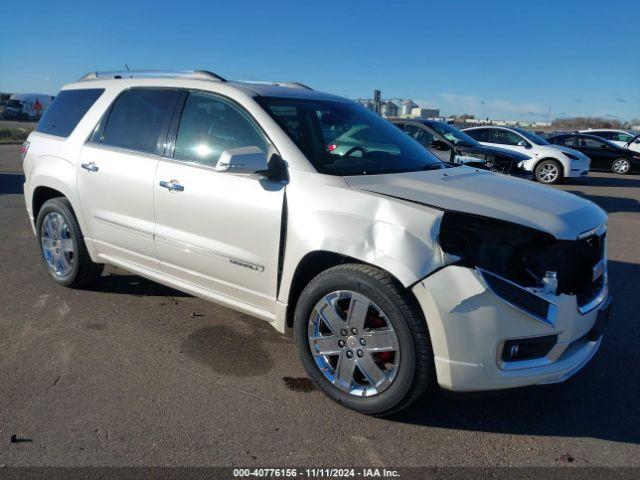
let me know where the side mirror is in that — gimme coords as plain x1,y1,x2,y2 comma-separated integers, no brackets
215,146,269,174
517,140,529,148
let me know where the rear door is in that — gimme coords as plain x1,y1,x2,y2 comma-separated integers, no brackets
77,87,178,270
153,90,285,315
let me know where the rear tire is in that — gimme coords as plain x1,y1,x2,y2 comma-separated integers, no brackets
293,264,434,416
534,159,563,184
36,197,103,288
611,158,631,174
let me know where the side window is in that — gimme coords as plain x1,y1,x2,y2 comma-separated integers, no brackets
492,129,524,146
591,131,612,140
174,92,267,166
36,89,104,137
99,88,176,154
559,135,577,146
580,137,604,148
465,128,491,142
403,124,435,148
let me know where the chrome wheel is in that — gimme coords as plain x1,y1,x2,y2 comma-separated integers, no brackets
538,162,559,183
41,212,75,277
612,158,630,174
308,290,400,397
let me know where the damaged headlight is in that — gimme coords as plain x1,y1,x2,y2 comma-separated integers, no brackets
438,211,605,297
439,211,554,288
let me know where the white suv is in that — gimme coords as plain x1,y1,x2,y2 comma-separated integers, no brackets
463,126,590,184
23,70,611,415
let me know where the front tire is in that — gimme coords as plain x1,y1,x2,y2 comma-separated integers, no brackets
294,264,434,416
36,197,103,288
534,159,563,184
612,158,631,174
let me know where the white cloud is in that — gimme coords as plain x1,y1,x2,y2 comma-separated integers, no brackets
413,99,436,108
440,93,547,118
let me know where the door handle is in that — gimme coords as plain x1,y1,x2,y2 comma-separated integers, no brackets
159,180,184,192
81,162,99,172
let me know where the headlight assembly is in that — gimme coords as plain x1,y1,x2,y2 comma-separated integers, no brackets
438,211,605,297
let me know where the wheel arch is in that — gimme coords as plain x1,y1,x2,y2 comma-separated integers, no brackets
32,186,66,226
28,175,97,262
284,250,420,330
27,154,80,222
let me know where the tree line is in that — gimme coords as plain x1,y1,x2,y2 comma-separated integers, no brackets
551,117,639,130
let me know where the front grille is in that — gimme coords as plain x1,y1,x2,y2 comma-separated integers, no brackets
523,232,605,298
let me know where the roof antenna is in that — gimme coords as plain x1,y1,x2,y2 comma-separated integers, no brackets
125,64,132,78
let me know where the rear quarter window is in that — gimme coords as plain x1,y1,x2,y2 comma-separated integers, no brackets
97,88,177,154
36,89,104,137
466,128,492,142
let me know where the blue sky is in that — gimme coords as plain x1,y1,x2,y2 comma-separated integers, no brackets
2,0,639,121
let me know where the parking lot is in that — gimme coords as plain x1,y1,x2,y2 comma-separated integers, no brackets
1,142,639,467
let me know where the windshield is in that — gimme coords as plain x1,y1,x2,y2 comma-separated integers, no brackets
429,122,480,146
6,100,23,109
513,127,549,145
257,97,444,176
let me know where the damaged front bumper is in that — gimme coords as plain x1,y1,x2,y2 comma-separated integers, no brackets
411,265,610,392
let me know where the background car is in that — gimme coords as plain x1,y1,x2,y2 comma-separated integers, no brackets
390,119,531,178
579,129,640,153
462,126,590,184
547,133,640,174
2,93,53,120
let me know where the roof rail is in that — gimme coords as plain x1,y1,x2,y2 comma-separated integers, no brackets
237,80,313,91
78,70,226,82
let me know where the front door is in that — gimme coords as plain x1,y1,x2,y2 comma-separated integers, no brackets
153,91,285,314
77,87,178,270
577,136,615,169
485,128,530,153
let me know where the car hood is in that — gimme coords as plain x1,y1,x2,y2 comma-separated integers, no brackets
457,143,531,161
345,166,606,240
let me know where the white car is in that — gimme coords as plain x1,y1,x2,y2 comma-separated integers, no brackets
579,129,640,153
462,126,590,184
22,70,610,415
